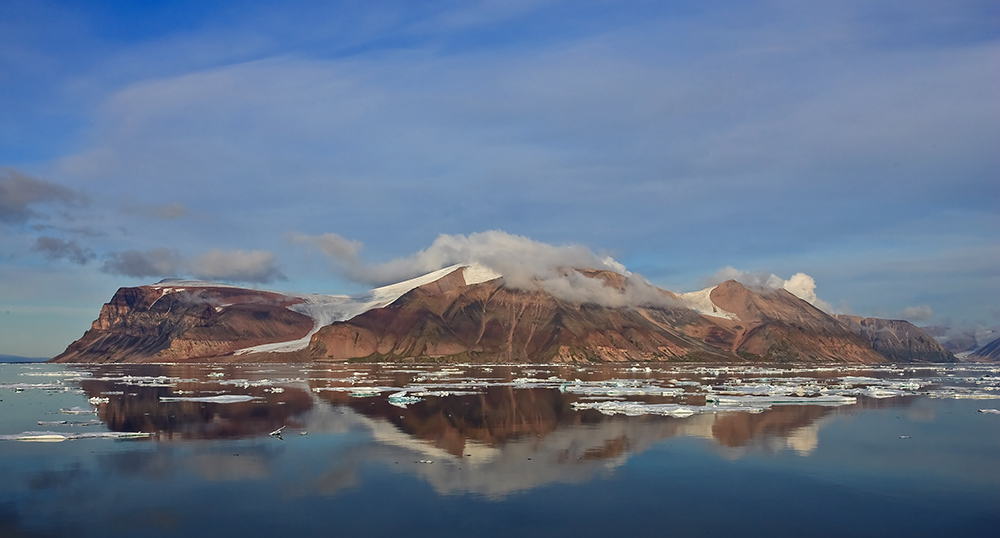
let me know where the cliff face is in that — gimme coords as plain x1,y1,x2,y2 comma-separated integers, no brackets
836,315,956,363
51,284,314,363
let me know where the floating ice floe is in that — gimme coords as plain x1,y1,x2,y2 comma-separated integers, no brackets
1,431,153,442
349,387,384,397
408,390,483,397
60,406,97,415
38,420,103,426
705,394,857,407
559,381,683,397
158,394,261,403
927,389,1000,400
388,390,423,408
571,401,703,418
978,409,1000,414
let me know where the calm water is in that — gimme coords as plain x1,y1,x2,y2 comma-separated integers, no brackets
1,361,998,537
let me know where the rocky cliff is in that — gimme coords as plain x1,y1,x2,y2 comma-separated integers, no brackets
51,283,314,363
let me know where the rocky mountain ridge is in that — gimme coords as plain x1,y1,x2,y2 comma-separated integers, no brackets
51,266,956,364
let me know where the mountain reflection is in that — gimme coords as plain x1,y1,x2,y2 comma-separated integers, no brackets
76,364,314,439
72,365,906,452
68,363,920,495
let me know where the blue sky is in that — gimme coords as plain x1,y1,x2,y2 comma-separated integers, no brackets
1,0,997,357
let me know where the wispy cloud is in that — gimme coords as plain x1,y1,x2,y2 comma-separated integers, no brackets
189,249,285,284
705,266,834,312
0,169,84,225
101,247,284,284
901,305,933,322
33,236,95,265
102,248,184,279
294,229,674,308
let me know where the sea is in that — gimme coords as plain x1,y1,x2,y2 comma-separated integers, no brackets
1,361,998,537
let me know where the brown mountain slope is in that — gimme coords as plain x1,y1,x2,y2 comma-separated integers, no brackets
969,336,1000,361
707,280,887,363
50,284,313,363
835,315,956,363
51,267,957,364
309,267,736,363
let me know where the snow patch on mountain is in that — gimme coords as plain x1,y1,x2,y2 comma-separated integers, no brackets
678,286,740,321
233,264,497,355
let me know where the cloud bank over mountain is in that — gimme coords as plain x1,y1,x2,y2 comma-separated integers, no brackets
294,230,673,308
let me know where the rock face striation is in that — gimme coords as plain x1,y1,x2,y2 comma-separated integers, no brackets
52,267,955,364
969,336,1000,361
51,283,313,363
835,315,955,363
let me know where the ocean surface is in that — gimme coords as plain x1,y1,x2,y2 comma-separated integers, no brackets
1,361,998,537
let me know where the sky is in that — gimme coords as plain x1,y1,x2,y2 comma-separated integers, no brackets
1,0,997,358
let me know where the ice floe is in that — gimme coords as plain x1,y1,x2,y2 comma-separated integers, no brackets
1,431,153,442
159,395,261,403
705,394,857,407
388,390,423,408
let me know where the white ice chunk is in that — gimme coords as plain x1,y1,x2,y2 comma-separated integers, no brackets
705,394,857,407
1,431,153,442
158,394,261,403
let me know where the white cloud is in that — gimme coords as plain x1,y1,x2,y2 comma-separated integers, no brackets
189,249,285,284
296,229,675,308
901,305,933,322
102,247,284,284
706,266,833,313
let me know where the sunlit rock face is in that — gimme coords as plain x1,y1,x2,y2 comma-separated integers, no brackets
51,285,314,363
53,267,953,364
706,280,889,363
309,268,732,363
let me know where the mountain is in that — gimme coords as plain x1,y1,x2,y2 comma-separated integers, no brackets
51,282,314,363
835,316,955,362
0,354,48,363
969,336,1000,361
309,267,734,363
51,265,955,364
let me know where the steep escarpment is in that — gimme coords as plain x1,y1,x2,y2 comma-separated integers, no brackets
51,284,313,363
